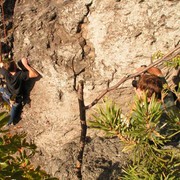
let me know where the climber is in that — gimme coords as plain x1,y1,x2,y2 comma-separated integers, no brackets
132,65,176,109
0,56,39,126
134,74,163,101
132,66,180,143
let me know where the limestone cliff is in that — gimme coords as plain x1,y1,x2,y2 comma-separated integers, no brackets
0,0,179,179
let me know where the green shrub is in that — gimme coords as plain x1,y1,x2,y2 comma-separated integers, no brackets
0,111,58,180
88,94,180,179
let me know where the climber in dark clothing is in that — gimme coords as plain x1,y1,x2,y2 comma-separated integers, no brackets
133,66,180,143
0,57,39,125
133,66,176,108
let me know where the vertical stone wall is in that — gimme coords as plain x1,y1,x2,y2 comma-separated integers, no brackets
0,0,179,178
86,0,180,86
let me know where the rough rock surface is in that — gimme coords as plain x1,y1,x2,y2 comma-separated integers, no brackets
0,0,179,179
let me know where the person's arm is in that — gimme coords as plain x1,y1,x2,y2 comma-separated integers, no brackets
21,58,39,78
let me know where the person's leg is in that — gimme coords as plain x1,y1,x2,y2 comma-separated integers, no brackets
0,88,11,105
2,95,10,105
7,102,21,125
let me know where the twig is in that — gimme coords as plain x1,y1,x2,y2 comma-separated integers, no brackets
85,45,180,109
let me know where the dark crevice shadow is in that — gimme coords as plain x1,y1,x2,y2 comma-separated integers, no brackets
1,0,17,55
1,42,11,54
3,0,17,20
22,75,42,106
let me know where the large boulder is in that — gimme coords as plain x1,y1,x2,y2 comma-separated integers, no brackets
0,0,179,178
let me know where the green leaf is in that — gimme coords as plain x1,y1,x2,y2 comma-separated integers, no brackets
0,162,8,169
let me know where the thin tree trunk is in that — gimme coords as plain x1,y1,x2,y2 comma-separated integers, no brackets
76,80,87,179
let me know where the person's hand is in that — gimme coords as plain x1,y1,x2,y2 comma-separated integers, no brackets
21,58,29,66
21,57,39,78
0,62,3,68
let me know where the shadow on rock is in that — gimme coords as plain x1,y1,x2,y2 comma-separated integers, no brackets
17,60,42,106
96,160,122,180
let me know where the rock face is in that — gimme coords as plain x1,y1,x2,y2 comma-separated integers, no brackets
0,0,180,179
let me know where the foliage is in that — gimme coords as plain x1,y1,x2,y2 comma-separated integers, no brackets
164,55,180,68
152,51,180,68
163,54,180,107
0,111,58,180
88,99,129,139
151,51,164,61
88,94,180,179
